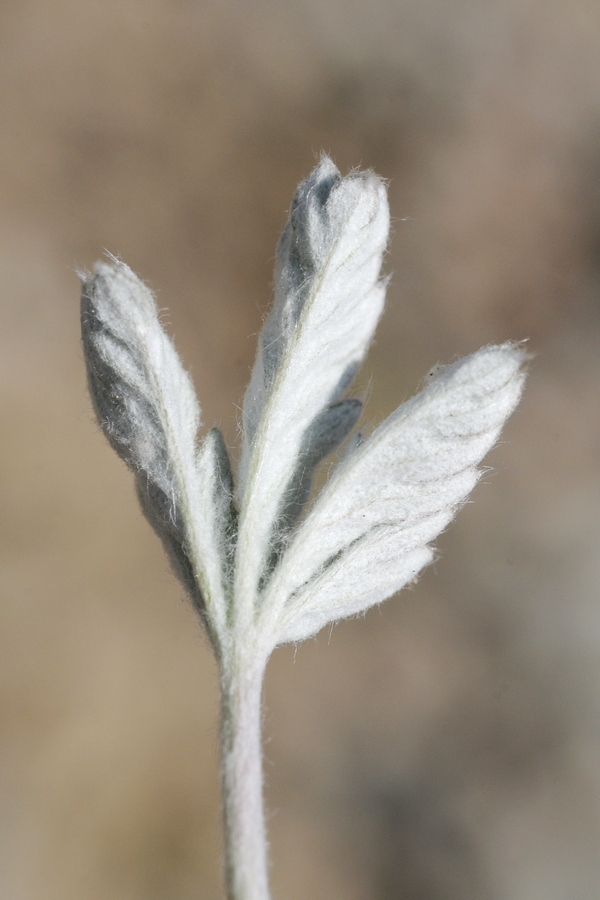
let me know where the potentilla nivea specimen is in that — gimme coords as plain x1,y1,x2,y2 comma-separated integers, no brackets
81,157,526,900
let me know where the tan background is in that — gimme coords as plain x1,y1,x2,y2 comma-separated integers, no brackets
2,1,600,897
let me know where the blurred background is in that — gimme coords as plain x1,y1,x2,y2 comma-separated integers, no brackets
1,1,600,897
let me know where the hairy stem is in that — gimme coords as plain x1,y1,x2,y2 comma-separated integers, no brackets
220,652,270,900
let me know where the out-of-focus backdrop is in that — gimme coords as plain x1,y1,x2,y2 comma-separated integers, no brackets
1,1,600,897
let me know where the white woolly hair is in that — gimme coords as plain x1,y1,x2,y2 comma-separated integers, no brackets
81,159,526,658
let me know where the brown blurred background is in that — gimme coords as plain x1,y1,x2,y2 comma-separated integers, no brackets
1,1,600,897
